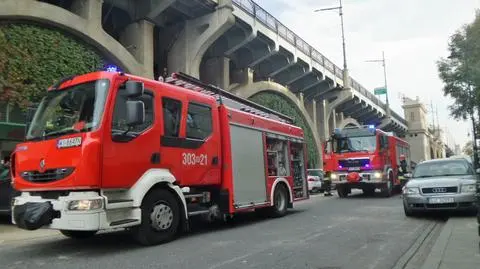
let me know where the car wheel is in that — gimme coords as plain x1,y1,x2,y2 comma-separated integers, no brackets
403,203,414,217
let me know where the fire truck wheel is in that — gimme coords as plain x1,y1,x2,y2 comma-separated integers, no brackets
60,230,97,239
270,184,288,218
132,188,180,246
337,186,349,198
381,173,394,197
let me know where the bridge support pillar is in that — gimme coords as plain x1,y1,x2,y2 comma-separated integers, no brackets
201,56,230,89
71,0,103,25
168,0,235,78
120,20,155,79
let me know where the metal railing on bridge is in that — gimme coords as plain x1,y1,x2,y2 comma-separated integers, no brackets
232,0,407,126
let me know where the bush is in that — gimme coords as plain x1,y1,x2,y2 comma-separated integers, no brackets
0,23,104,108
249,91,318,168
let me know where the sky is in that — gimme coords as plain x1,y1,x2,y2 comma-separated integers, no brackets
256,0,480,148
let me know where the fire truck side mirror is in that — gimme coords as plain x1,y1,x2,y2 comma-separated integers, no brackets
125,81,144,98
126,100,145,126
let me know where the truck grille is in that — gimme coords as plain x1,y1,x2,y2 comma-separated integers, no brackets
338,158,370,168
421,187,458,194
21,167,74,183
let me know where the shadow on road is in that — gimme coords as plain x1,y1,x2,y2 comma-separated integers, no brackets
5,209,307,257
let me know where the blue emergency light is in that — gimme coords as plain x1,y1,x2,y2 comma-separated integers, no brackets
103,64,122,73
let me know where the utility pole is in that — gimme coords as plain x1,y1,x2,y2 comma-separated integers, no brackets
314,0,350,89
366,51,390,117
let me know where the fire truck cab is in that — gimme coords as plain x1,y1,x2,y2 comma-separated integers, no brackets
323,125,410,198
10,71,309,245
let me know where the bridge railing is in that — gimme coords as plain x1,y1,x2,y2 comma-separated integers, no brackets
232,0,406,126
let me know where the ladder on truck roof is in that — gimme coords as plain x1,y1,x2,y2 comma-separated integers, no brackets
163,72,294,124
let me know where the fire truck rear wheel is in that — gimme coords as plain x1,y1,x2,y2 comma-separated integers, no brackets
60,230,97,239
270,184,288,218
132,188,180,246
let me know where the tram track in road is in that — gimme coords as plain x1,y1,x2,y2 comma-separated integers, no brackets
392,218,447,269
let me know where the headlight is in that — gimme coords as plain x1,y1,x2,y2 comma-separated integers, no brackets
330,174,338,180
373,172,383,179
403,187,419,195
67,199,103,211
461,184,476,193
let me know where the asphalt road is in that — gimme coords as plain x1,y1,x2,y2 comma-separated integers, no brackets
0,191,447,269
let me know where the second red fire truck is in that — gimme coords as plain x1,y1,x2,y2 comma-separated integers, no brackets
10,71,309,245
323,125,410,198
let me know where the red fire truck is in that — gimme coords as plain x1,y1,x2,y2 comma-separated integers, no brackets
323,125,410,198
10,71,309,245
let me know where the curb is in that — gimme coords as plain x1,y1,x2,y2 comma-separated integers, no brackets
420,218,454,269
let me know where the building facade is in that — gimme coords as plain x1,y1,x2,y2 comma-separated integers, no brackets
402,96,446,164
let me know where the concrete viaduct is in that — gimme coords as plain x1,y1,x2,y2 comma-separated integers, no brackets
0,0,408,167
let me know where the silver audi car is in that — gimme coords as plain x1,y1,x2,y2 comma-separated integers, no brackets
402,157,479,216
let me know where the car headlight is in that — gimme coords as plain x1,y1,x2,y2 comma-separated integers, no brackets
330,174,338,180
67,199,103,211
373,172,383,179
403,187,419,195
461,184,476,193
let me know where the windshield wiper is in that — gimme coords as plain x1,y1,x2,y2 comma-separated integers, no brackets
42,128,81,140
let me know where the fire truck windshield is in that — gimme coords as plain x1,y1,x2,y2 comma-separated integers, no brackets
334,135,376,153
26,79,110,141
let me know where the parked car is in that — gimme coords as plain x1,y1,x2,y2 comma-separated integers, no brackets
307,169,324,193
0,168,18,216
402,158,478,216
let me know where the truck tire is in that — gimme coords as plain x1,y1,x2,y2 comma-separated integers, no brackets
131,188,180,246
337,186,349,198
269,184,288,218
362,187,375,196
60,230,97,239
381,172,394,197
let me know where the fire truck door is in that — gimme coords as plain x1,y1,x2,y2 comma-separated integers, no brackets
160,98,221,186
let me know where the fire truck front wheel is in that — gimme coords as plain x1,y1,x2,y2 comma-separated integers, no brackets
132,188,180,246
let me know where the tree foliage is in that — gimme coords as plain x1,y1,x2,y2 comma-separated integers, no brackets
0,23,104,108
463,141,473,157
437,10,480,120
249,92,319,168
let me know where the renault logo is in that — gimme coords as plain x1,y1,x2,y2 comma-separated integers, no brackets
432,187,447,193
39,159,45,172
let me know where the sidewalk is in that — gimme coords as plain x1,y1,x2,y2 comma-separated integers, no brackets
421,217,480,269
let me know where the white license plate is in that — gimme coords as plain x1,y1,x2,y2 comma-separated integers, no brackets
348,167,361,171
428,197,454,204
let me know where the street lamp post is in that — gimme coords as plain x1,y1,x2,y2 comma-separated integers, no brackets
366,51,391,117
314,0,350,89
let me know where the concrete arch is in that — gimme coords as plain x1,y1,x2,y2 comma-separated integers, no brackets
338,117,361,129
0,0,145,76
230,81,323,168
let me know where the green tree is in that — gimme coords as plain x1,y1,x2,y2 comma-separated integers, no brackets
249,91,319,168
0,23,104,109
463,141,473,157
437,10,480,121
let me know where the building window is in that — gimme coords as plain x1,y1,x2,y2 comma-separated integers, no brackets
186,103,212,140
162,97,182,137
410,111,415,121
